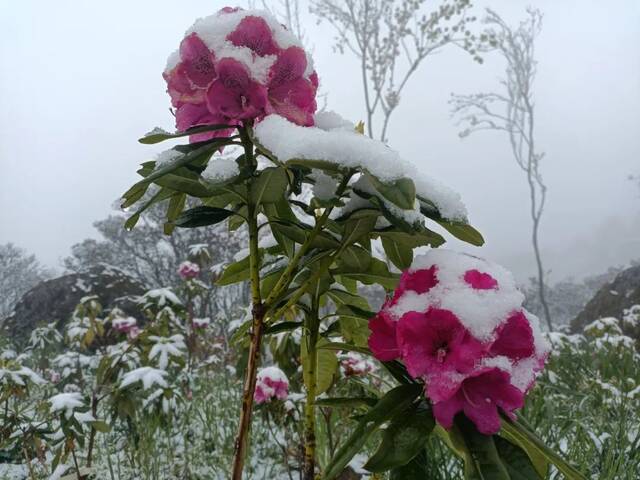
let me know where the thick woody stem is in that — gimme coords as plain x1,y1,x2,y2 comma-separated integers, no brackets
231,124,264,480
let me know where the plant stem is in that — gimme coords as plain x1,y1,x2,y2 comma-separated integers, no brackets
86,392,99,467
231,124,265,480
263,172,353,308
302,296,320,480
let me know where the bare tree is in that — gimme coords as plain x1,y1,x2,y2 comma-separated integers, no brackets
0,243,53,319
450,8,553,329
310,0,486,142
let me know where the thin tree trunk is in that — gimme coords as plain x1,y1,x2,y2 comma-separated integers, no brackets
302,303,320,480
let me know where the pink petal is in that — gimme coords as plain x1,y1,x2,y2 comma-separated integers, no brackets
164,64,205,106
394,266,438,302
464,269,498,290
368,311,399,361
219,6,240,14
270,47,307,86
432,393,464,430
490,312,535,361
206,58,268,120
397,308,482,378
227,16,279,57
175,103,236,143
269,77,317,126
179,33,216,88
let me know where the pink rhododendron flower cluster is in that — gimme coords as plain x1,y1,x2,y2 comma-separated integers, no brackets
340,352,376,377
254,366,289,404
192,317,211,329
368,249,550,435
163,7,318,142
177,261,200,280
112,316,138,334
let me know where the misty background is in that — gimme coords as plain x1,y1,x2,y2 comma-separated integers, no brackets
0,0,638,284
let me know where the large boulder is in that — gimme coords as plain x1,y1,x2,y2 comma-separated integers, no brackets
2,264,145,344
571,264,640,335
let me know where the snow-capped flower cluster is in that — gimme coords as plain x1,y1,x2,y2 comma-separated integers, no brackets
340,352,376,377
163,7,318,142
368,249,549,434
112,316,138,334
254,366,289,404
178,261,201,280
192,317,211,329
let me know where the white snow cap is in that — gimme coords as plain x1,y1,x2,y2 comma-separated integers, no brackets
167,8,314,82
120,367,169,390
254,114,468,221
49,392,84,419
202,156,239,183
390,249,548,356
257,366,288,383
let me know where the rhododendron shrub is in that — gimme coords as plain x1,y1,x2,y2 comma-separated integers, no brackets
122,6,582,480
369,249,549,434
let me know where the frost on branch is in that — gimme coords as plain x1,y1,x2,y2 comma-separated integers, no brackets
369,249,550,434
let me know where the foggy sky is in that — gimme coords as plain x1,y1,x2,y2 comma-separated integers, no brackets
0,0,639,283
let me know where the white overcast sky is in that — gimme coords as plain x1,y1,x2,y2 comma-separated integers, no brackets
0,0,639,282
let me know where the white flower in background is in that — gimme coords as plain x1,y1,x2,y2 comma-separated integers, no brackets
149,334,186,370
49,392,84,419
120,367,168,390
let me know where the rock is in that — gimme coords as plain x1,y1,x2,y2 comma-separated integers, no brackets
571,264,640,336
2,264,145,344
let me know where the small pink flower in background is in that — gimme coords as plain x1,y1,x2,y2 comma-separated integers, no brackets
341,352,376,377
254,366,289,404
162,7,318,139
193,317,211,329
127,326,141,341
112,317,138,334
178,261,200,280
47,370,61,384
368,249,549,435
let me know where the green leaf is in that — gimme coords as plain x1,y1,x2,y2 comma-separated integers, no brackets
494,436,543,480
381,236,413,270
263,199,297,257
365,404,435,472
89,420,111,433
389,449,431,480
338,245,373,272
325,288,371,311
314,397,378,408
139,124,235,144
216,255,252,286
285,158,344,173
164,193,186,235
437,220,485,247
174,206,236,228
365,172,416,210
334,257,399,290
341,215,378,247
337,304,373,347
124,187,174,231
251,167,288,205
500,418,585,480
301,337,338,395
321,384,423,480
264,321,302,335
319,341,372,357
455,415,511,480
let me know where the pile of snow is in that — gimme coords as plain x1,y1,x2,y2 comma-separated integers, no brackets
254,114,468,221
